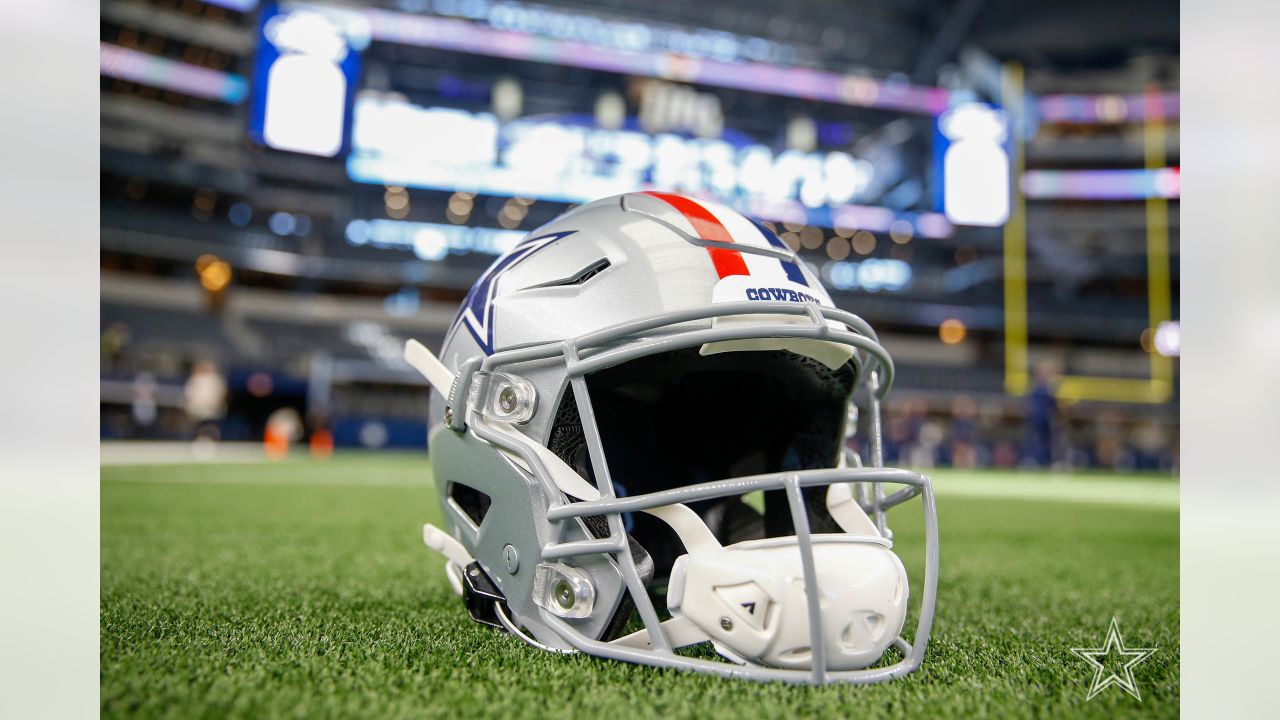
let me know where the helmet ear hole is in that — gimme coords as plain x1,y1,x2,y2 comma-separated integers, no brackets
447,481,492,527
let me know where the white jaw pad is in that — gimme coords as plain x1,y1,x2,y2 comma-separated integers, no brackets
669,536,908,671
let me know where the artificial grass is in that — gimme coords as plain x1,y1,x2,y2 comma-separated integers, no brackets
101,456,1178,718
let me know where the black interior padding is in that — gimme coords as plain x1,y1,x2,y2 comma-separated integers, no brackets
546,393,654,641
547,347,856,581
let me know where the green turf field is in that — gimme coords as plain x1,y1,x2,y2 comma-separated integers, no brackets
101,454,1178,718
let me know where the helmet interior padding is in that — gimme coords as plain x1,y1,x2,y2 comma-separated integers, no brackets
548,347,856,580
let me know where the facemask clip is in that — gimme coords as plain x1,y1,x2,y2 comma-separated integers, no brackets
469,371,538,425
532,562,596,619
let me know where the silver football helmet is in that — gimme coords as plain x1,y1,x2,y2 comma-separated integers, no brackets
405,192,937,685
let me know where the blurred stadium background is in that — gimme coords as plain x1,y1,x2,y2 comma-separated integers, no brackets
99,0,1179,473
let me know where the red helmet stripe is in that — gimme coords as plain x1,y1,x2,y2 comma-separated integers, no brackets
642,191,750,278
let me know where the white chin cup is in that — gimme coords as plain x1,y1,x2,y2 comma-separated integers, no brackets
667,536,909,671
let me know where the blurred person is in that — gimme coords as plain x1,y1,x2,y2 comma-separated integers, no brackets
974,400,1008,468
1132,419,1169,471
309,426,335,459
1022,361,1060,468
909,420,945,468
1065,443,1092,470
904,397,927,443
130,372,158,439
882,402,913,464
308,409,335,460
1059,402,1094,470
100,321,131,372
264,406,303,461
1093,410,1135,470
948,395,979,469
184,360,226,459
992,441,1019,468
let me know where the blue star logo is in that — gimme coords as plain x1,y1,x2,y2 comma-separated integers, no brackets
448,230,577,355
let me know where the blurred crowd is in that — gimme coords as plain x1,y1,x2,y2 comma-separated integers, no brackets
863,392,1177,473
104,320,1176,472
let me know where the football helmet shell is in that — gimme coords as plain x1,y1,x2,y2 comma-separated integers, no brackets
407,192,938,684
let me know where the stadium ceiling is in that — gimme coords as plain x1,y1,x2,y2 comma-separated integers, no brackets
524,0,1179,82
967,0,1179,72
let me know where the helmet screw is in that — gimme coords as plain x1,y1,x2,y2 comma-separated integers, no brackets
443,406,454,426
719,617,734,632
497,386,517,413
502,544,519,574
553,579,575,609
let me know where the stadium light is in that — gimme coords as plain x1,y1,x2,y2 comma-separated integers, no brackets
939,318,967,345
1153,321,1181,357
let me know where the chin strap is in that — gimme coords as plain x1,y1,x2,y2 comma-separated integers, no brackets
406,338,721,554
405,339,456,396
493,602,576,654
824,446,884,538
611,615,707,650
825,484,881,537
492,424,723,554
423,524,472,596
407,338,721,603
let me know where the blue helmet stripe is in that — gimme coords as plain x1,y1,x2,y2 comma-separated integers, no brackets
749,218,809,286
